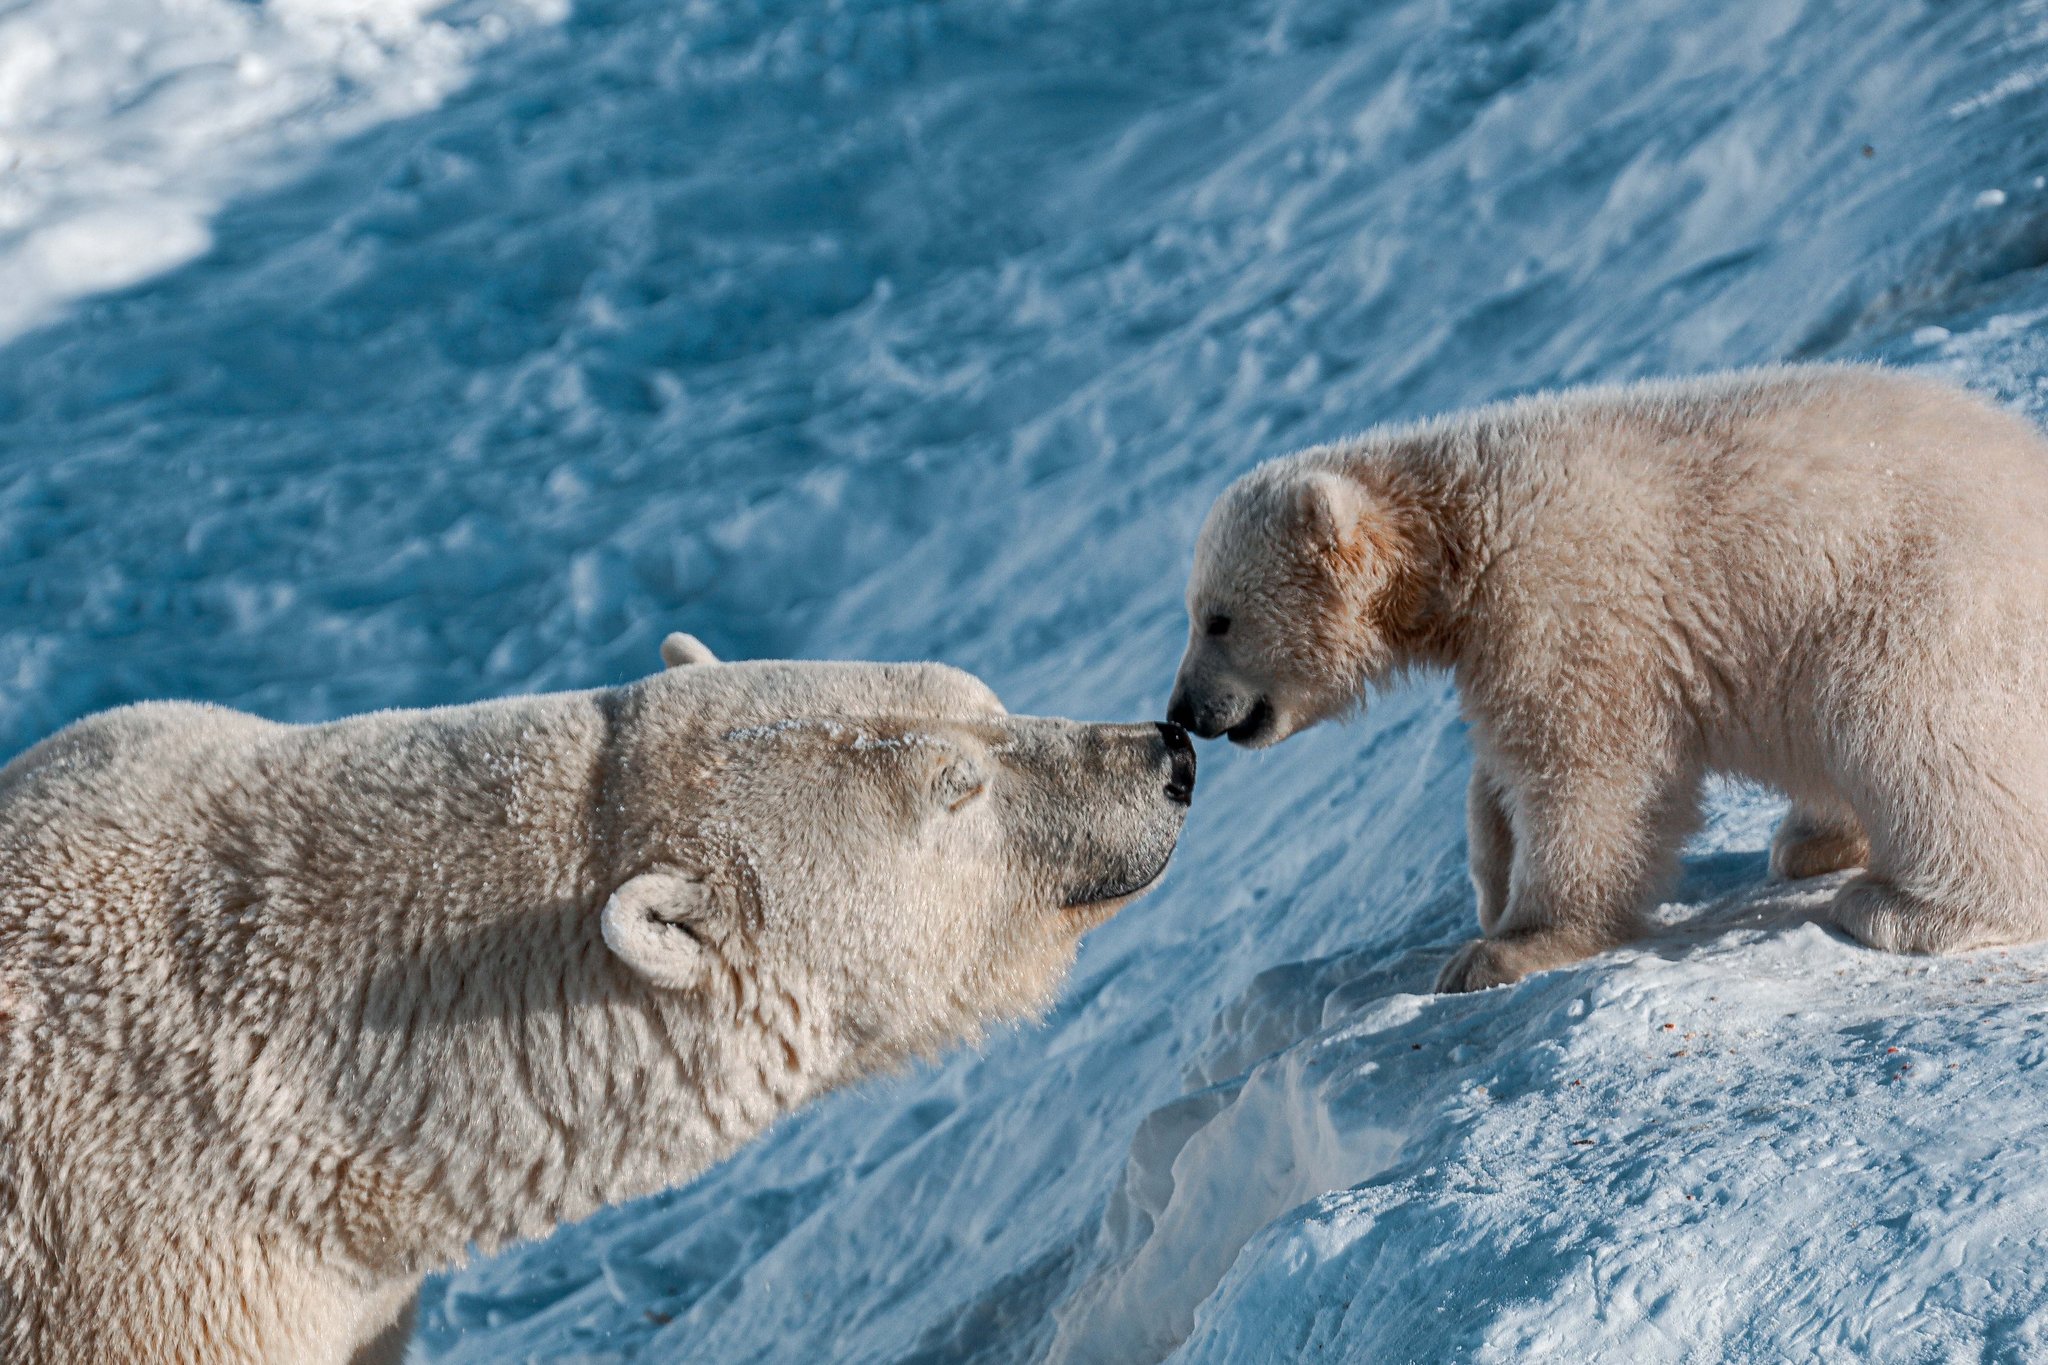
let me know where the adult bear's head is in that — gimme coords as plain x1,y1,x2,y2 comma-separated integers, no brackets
597,647,1195,1071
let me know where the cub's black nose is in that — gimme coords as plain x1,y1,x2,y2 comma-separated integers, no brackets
1157,721,1197,805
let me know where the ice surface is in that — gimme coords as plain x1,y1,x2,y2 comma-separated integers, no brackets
4,0,2048,1360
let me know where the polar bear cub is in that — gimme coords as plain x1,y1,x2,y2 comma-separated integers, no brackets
1168,364,2048,992
0,642,1194,1364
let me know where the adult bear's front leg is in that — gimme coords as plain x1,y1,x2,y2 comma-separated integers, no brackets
1436,752,1695,993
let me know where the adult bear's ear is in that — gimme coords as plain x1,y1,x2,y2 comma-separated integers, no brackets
601,870,726,989
660,632,720,668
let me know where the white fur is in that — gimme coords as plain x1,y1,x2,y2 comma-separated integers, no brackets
599,870,718,990
0,649,1186,1362
1171,364,2048,990
659,631,719,668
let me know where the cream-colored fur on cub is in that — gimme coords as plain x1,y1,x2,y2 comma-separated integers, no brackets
1168,364,2048,992
0,641,1192,1363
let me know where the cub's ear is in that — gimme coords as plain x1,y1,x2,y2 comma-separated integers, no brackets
660,632,720,668
601,870,724,989
1294,469,1365,540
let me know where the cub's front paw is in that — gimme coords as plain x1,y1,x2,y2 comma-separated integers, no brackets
1434,931,1604,994
1434,937,1530,994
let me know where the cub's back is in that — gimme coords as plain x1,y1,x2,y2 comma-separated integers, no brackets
1515,364,2048,528
1460,365,2048,606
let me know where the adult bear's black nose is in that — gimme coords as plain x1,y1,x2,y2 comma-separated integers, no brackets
1166,691,1200,735
1157,721,1197,804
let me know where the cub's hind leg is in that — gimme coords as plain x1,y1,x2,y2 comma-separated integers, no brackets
1832,875,2032,955
1830,711,2048,955
1770,802,1868,881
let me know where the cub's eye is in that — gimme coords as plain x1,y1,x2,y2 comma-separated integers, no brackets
1204,614,1232,638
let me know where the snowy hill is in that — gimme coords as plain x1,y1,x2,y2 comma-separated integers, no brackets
5,0,2048,1360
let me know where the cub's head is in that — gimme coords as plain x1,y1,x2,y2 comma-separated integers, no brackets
604,656,1195,1073
1168,460,1423,748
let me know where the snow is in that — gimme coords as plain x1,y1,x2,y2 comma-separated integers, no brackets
5,0,2048,1360
0,0,565,340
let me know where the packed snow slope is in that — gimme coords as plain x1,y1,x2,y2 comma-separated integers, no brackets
5,0,2048,1360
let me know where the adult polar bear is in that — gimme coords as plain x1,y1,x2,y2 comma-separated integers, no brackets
0,637,1196,1363
1167,364,2048,992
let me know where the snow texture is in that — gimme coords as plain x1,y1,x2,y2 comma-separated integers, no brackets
4,0,2048,1361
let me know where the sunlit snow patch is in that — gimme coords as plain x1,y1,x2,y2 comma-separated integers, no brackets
0,0,565,339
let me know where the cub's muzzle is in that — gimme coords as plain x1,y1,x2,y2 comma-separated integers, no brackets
1166,681,1265,744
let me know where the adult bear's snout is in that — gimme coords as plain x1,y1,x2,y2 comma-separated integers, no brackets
1029,719,1193,911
